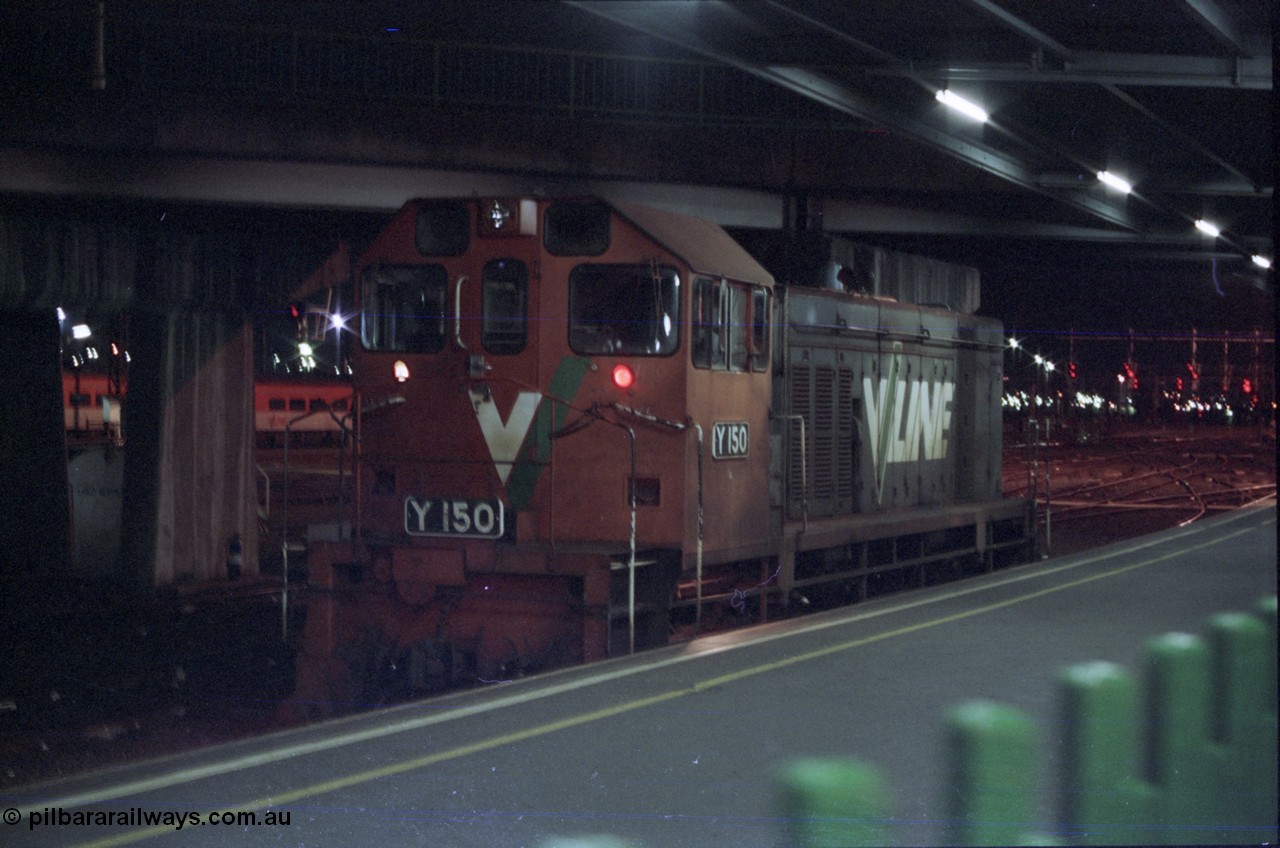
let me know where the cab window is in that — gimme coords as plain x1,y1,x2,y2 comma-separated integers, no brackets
415,201,469,256
482,259,528,355
750,287,771,372
569,264,679,356
361,264,447,353
545,200,611,256
727,284,748,371
694,278,770,372
692,278,722,368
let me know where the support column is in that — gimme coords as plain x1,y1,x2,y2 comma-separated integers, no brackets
0,309,71,576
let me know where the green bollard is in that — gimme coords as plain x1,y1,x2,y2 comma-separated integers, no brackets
777,758,889,848
1257,596,1277,714
1250,597,1277,841
1059,661,1156,845
1207,611,1272,830
946,700,1057,846
1145,632,1214,845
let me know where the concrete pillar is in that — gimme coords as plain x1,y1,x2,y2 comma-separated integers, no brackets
0,309,71,576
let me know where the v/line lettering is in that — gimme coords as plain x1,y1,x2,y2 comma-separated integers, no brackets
863,376,955,467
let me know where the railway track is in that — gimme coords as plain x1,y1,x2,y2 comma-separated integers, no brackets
1002,424,1275,554
257,429,1276,570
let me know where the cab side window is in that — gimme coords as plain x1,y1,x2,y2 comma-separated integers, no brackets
692,277,722,369
694,278,770,372
750,287,771,372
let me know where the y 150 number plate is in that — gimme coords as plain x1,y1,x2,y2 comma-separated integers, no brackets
404,496,504,538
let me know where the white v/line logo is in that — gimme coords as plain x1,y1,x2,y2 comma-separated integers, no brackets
862,356,954,503
863,375,955,468
469,387,542,484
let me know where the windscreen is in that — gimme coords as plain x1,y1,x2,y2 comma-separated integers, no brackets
568,264,679,356
361,264,447,353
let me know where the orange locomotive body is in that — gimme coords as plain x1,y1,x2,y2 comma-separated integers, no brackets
300,197,774,702
296,196,1027,708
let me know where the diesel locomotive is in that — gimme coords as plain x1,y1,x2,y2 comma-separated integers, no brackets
295,196,1028,707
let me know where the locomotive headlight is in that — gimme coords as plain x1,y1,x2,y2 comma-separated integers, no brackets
612,363,635,390
479,198,537,236
487,200,513,231
394,360,410,382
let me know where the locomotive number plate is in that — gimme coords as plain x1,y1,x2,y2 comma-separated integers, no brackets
404,496,505,538
711,421,749,459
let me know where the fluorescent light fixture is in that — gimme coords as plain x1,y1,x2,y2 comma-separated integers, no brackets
1252,254,1272,269
1097,170,1132,194
935,89,988,123
1194,219,1221,238
72,324,91,339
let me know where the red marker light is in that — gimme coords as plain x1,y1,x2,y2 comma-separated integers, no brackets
611,363,634,390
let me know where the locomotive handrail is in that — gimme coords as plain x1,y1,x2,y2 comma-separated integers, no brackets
540,398,643,655
692,422,705,635
780,414,810,532
606,401,688,433
282,406,335,643
454,275,469,351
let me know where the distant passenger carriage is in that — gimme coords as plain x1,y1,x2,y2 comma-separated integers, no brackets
62,372,352,449
63,371,123,445
254,380,353,449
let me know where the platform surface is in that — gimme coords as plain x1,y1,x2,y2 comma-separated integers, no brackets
7,503,1276,847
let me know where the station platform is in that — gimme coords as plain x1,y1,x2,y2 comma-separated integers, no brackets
7,502,1276,847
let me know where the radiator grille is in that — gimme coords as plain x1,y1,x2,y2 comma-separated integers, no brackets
787,360,856,519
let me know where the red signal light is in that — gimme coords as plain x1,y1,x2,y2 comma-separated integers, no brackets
611,363,634,390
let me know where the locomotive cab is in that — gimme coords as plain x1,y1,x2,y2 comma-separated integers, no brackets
299,197,774,702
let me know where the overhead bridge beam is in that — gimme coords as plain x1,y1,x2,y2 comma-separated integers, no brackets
872,52,1272,90
566,0,1140,233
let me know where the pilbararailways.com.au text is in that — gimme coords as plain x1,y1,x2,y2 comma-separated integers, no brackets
14,806,291,831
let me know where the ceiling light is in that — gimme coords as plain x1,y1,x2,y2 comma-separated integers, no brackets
1194,219,1221,238
935,89,988,123
1252,254,1272,269
1097,170,1132,194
